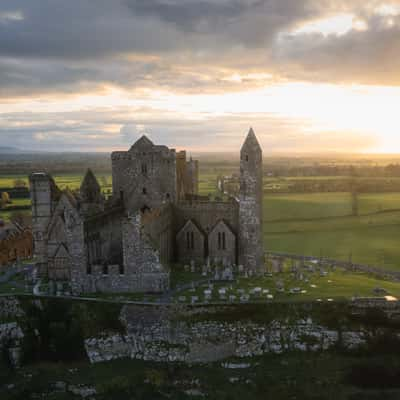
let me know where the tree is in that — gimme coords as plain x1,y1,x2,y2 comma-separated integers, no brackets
0,191,10,208
13,179,26,188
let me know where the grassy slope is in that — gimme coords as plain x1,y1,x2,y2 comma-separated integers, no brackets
3,353,400,400
175,267,400,302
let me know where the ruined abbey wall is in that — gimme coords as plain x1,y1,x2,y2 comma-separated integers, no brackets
175,199,239,235
142,205,175,265
111,139,177,213
174,199,239,264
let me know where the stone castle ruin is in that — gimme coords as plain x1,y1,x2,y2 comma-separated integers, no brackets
29,128,263,294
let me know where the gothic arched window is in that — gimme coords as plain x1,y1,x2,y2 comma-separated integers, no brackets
186,231,195,249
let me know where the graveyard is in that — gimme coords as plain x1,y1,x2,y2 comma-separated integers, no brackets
3,257,400,304
171,259,400,305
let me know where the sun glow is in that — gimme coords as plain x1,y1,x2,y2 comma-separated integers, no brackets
292,14,366,36
2,82,399,153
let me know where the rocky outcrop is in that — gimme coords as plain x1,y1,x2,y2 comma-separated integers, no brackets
0,322,24,345
0,297,25,320
84,306,367,364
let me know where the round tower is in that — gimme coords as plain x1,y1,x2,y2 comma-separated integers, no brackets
238,128,264,274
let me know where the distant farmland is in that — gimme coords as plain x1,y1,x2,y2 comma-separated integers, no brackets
1,170,400,270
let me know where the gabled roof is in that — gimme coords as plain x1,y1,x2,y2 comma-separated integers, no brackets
46,190,80,236
209,219,236,236
177,219,206,238
129,135,154,151
63,188,78,208
53,243,70,259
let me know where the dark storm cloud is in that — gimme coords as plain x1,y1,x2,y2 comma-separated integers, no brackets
0,0,398,97
0,0,213,61
0,0,319,59
274,13,400,85
124,0,317,41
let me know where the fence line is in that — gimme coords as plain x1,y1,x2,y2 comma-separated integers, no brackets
266,251,400,281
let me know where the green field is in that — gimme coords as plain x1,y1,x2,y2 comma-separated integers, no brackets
264,193,400,269
0,174,112,191
0,174,112,221
2,171,400,270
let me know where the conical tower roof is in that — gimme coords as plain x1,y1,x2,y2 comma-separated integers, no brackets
130,135,154,151
241,127,261,151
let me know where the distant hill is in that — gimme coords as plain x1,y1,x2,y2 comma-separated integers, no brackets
0,146,20,154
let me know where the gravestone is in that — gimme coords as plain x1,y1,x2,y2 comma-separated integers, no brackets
221,266,234,281
276,279,284,292
214,268,220,281
56,282,63,296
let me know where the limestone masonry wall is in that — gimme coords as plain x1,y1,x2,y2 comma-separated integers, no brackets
2,296,400,367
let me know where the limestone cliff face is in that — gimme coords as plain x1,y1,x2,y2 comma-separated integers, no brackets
85,310,365,364
2,297,400,367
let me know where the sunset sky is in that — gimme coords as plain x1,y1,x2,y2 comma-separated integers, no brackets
0,0,399,153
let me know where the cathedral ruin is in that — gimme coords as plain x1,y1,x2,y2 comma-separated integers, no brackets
29,128,264,294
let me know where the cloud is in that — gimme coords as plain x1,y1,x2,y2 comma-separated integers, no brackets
0,104,378,153
274,12,400,85
1,0,399,99
0,0,399,153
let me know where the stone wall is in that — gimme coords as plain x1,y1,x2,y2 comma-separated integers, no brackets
2,296,400,368
0,322,24,348
29,173,60,275
0,297,25,320
84,304,370,364
142,205,174,265
175,199,239,235
176,219,206,265
111,137,177,213
84,207,124,267
208,220,236,266
121,213,169,292
70,212,169,294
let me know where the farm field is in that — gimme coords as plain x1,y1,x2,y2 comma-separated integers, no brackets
2,171,400,270
0,173,112,191
264,194,400,269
